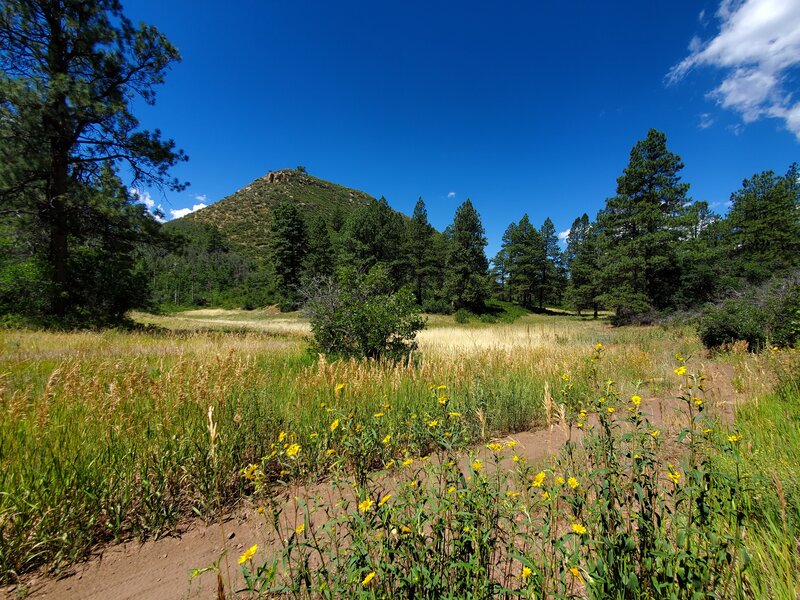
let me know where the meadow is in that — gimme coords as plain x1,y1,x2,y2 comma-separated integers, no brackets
1,310,798,598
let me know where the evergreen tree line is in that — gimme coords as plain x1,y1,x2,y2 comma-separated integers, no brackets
249,195,489,313
552,129,800,322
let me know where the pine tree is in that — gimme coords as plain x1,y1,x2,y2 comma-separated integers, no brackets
304,213,334,279
269,200,308,309
0,0,186,319
444,199,489,311
405,197,438,304
563,214,602,317
596,129,690,318
724,164,800,284
509,215,545,308
539,217,565,309
339,197,405,284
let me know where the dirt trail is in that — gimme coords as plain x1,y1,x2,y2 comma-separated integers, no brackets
7,364,740,600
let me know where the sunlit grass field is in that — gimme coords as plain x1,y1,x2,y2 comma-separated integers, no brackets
0,309,796,597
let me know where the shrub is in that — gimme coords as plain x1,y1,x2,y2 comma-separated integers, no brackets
454,308,471,324
698,300,768,351
698,275,800,351
303,267,425,361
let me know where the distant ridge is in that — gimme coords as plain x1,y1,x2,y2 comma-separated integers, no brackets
179,168,381,259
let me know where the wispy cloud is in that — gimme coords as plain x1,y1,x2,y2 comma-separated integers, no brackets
668,0,800,140
194,194,207,203
558,229,570,241
170,203,207,219
698,112,715,129
447,191,456,199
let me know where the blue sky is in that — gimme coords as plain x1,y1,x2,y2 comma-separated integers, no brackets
125,0,800,258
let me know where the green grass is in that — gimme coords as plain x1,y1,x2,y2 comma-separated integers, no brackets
0,314,779,588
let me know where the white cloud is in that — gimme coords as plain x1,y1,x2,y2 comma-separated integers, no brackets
169,203,207,220
130,187,154,209
558,229,570,241
130,187,165,222
668,0,800,140
194,194,207,203
699,112,715,129
447,191,456,199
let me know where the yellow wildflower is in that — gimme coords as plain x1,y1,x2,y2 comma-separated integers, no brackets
650,430,660,438
378,494,392,507
512,454,521,462
374,412,384,418
631,395,642,406
667,469,681,484
522,566,532,581
674,365,687,376
595,342,603,349
569,566,585,584
335,383,346,392
428,419,439,428
437,384,447,390
556,476,565,485
447,485,456,494
355,423,363,432
693,397,703,406
438,395,448,405
402,458,413,467
294,523,305,534
382,434,391,445
330,419,339,432
286,443,300,458
238,544,258,564
675,352,684,361
472,459,483,472
507,440,518,448
571,523,587,535
561,373,570,382
506,490,520,498
567,477,579,489
361,571,376,586
576,422,584,428
358,498,373,512
728,433,741,443
488,442,504,452
326,448,335,456
278,431,287,443
541,491,549,500
242,463,259,480
532,471,546,487
607,407,616,414
449,411,462,418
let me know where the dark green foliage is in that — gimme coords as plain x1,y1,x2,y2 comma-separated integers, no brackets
698,276,800,350
444,200,489,311
596,129,690,319
0,0,185,322
506,215,545,308
141,220,268,309
304,213,334,280
454,308,470,324
303,267,425,361
698,300,769,351
405,197,442,305
563,214,603,317
539,217,565,308
338,197,406,283
724,164,800,284
269,200,308,310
